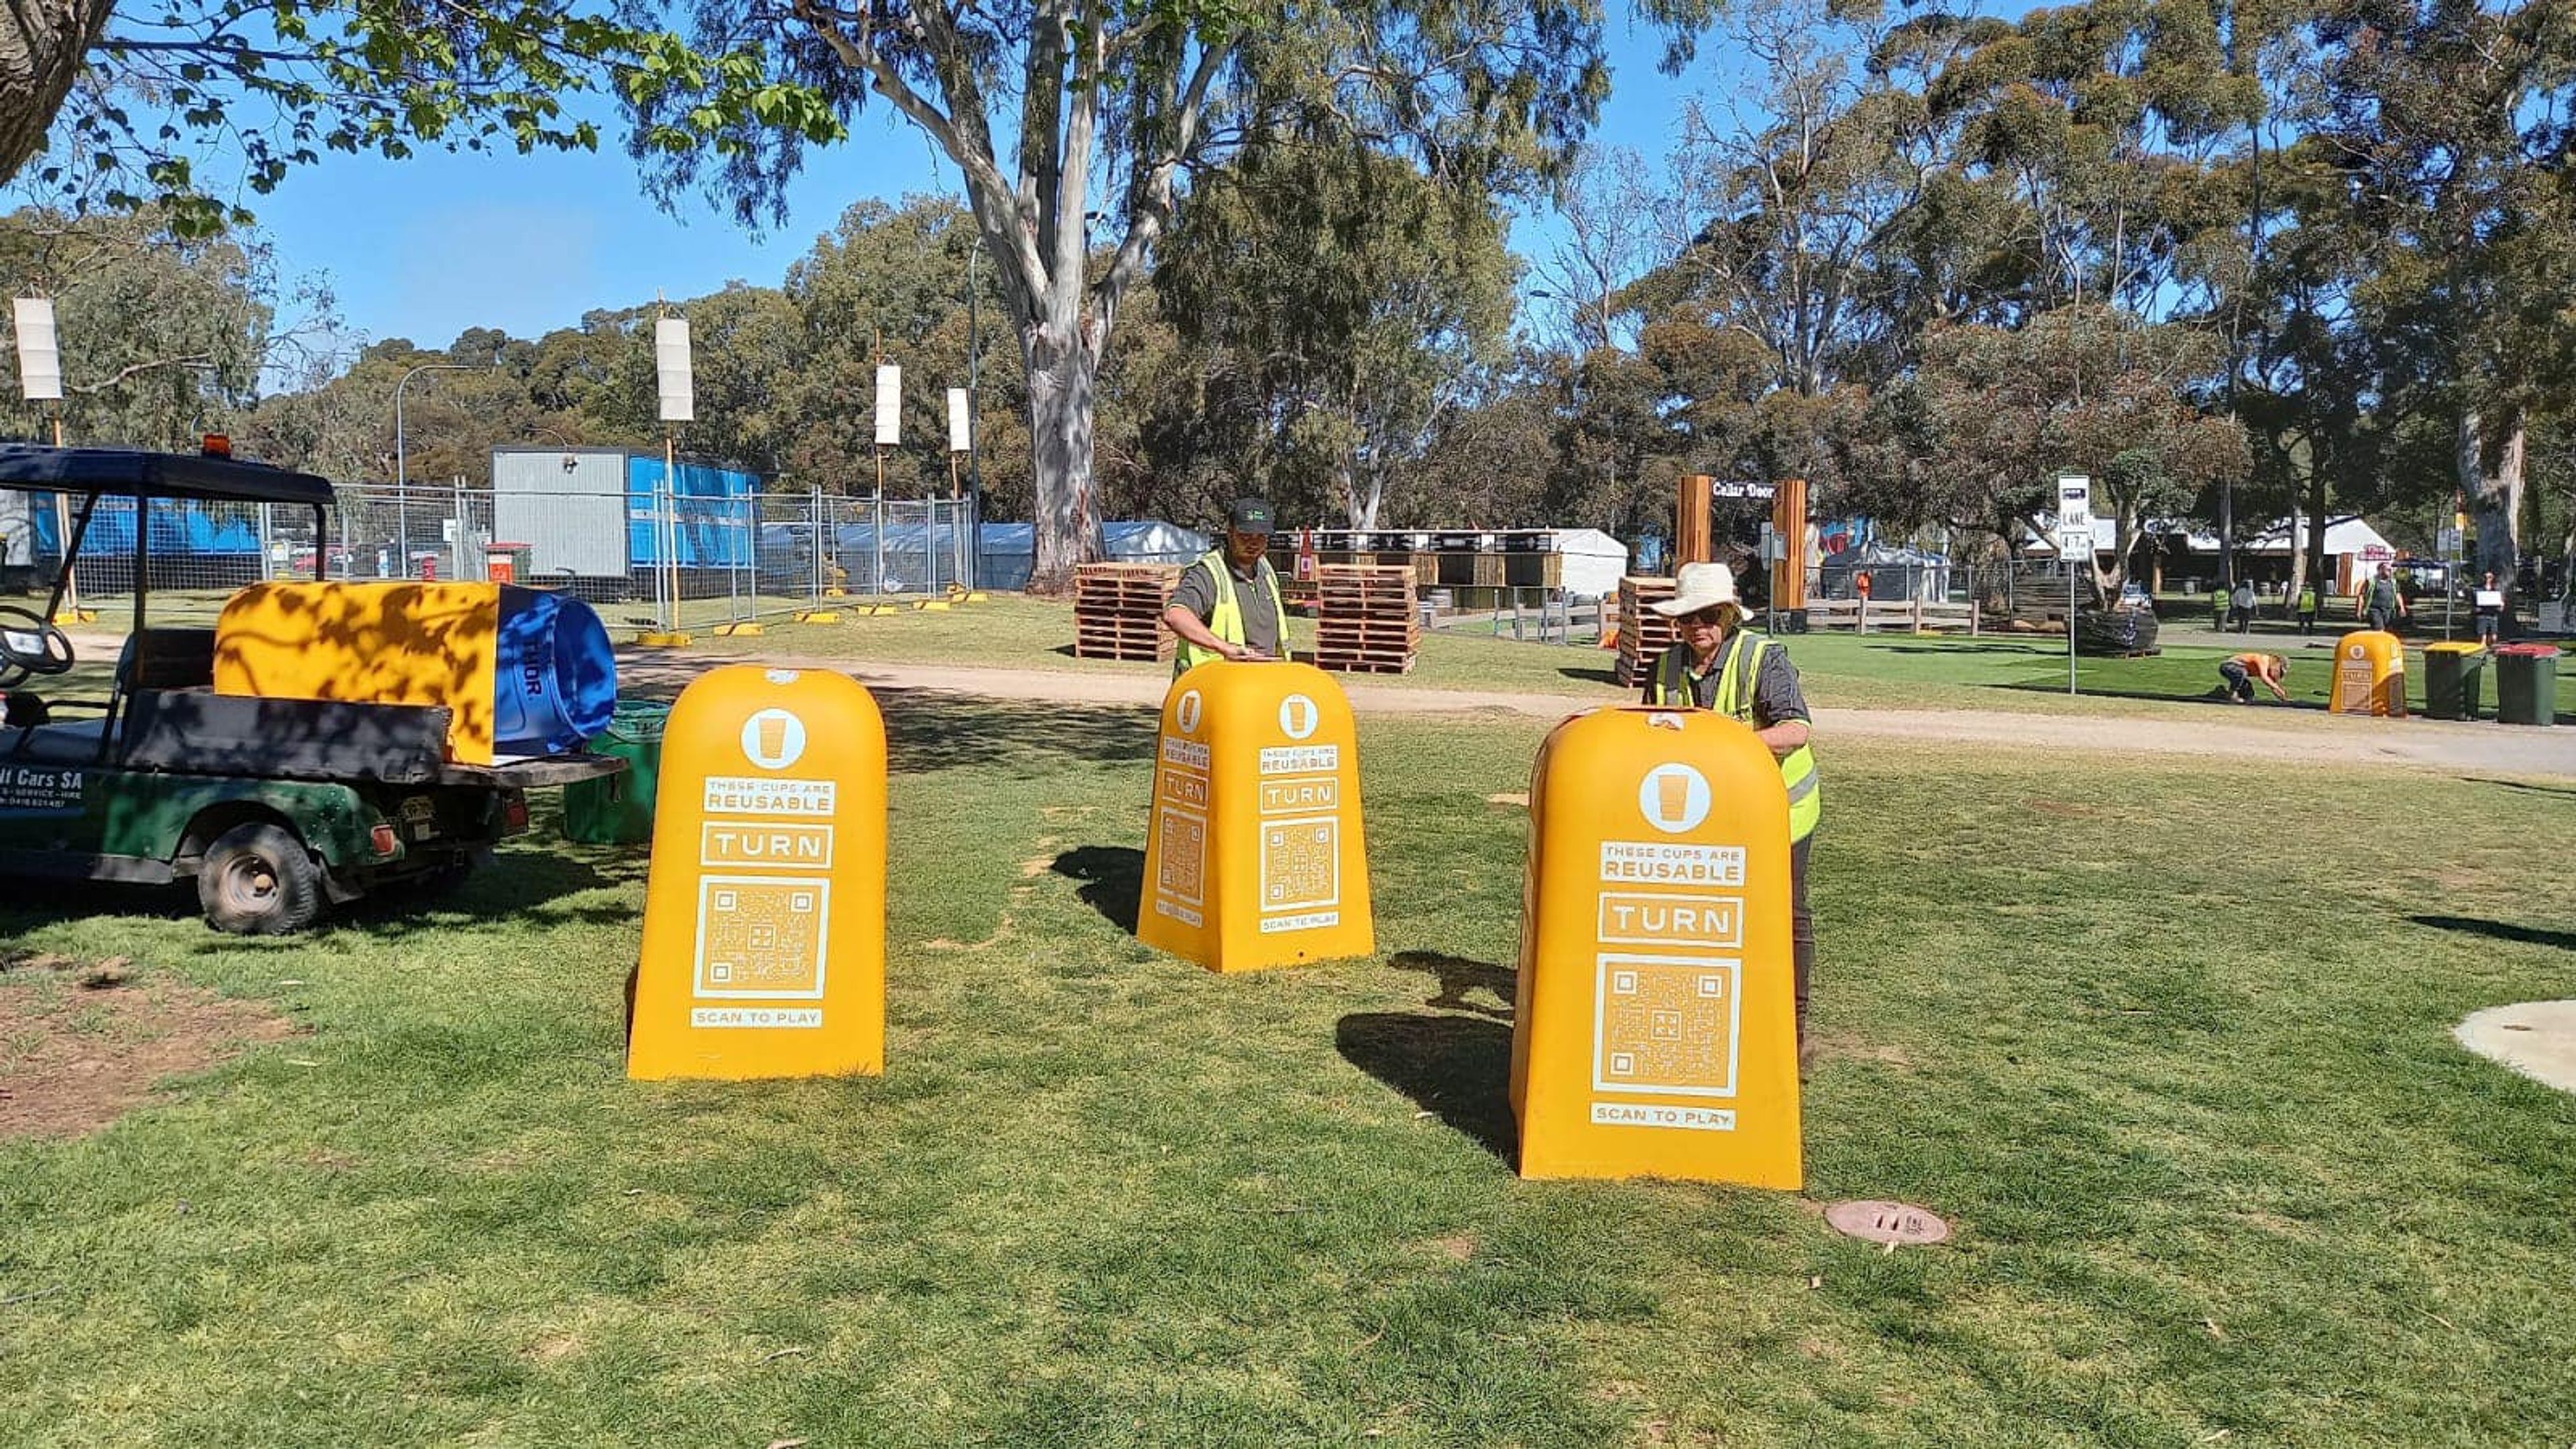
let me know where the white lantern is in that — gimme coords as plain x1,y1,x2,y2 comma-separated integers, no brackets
655,317,694,423
13,297,64,402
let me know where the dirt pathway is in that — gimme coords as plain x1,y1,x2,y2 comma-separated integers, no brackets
619,652,2576,780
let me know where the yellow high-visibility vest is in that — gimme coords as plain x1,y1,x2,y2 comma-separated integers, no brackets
1174,549,1287,675
1651,635,1821,842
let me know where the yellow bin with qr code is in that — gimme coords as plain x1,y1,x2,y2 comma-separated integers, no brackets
628,665,888,1079
2328,629,2408,717
1137,661,1375,971
1509,706,1802,1187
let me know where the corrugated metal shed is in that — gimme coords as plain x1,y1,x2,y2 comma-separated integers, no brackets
493,447,629,577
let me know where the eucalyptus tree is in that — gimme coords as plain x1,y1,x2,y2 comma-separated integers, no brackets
632,0,1613,584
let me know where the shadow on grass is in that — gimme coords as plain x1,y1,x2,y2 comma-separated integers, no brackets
1388,949,1517,1020
1335,1010,1515,1162
0,879,199,934
2410,914,2576,952
875,687,1158,775
1051,845,1143,934
335,847,647,938
2463,777,2576,798
1868,643,2063,659
1993,679,2334,712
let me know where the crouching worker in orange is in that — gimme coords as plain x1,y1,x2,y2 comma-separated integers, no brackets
2220,651,2292,704
1643,562,1821,1042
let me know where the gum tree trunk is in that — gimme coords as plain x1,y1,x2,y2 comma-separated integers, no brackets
1025,317,1103,590
2459,405,2526,585
0,0,115,184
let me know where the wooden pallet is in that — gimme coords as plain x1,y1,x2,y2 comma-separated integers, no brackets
1615,576,1679,686
1313,651,1418,675
1073,561,1180,661
1316,563,1420,674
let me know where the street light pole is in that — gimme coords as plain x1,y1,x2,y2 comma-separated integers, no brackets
965,242,983,589
394,362,478,578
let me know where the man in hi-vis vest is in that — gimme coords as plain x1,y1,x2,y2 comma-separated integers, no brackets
1163,498,1287,675
1643,561,1824,1043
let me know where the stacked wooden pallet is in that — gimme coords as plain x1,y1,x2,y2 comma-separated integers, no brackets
1314,564,1421,674
1073,562,1179,661
1616,576,1679,686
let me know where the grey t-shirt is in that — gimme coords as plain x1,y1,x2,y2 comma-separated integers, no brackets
1643,633,1811,725
1170,555,1283,656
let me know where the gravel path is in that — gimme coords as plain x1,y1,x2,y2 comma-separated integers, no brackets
619,652,2576,780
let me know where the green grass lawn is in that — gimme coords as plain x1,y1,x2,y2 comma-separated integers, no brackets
672,593,2575,721
66,584,2567,720
4,700,2573,1445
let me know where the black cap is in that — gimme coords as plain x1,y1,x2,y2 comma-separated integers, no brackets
1229,498,1275,533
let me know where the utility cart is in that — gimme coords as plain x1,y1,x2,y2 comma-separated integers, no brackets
0,443,623,933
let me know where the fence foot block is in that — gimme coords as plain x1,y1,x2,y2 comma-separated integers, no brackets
52,608,98,625
635,631,694,648
795,610,843,625
917,600,953,612
712,622,764,637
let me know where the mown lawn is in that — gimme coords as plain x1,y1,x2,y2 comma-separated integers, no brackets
3,696,2571,1446
678,592,2575,720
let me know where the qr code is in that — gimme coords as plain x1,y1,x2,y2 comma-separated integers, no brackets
1260,818,1338,910
695,877,830,998
1158,808,1206,904
1595,957,1738,1095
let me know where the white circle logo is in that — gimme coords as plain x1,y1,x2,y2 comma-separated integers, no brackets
741,708,808,771
1175,689,1203,735
1639,763,1712,835
1280,694,1319,741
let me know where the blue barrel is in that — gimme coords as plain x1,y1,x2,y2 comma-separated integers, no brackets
494,587,619,755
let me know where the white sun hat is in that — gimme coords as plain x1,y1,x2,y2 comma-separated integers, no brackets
1649,561,1743,617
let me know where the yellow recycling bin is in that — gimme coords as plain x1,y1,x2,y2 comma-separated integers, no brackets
1138,661,1375,971
2329,630,2408,717
1510,706,1803,1187
628,665,888,1080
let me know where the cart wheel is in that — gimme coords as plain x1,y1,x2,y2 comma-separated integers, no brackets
199,822,325,935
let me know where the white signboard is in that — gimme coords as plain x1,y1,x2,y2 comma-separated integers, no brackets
12,297,62,402
874,364,902,447
2055,473,2092,555
654,317,694,423
947,387,971,452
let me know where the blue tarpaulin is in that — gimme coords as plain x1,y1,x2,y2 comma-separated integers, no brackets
625,458,756,568
31,495,263,560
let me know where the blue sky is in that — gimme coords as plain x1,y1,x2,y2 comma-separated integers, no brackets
228,13,1714,354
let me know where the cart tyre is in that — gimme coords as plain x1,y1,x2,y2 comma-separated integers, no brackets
199,822,326,935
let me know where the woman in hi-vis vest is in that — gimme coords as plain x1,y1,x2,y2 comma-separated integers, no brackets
1642,562,1823,1046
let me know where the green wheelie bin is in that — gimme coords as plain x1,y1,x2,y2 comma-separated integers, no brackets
563,699,672,843
2493,644,2561,727
2423,641,2486,720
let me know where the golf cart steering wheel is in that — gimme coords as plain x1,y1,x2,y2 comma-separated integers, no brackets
0,605,76,690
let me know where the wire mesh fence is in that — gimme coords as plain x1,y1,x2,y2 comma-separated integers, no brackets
22,485,979,632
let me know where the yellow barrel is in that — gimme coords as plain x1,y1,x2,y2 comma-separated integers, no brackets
628,665,888,1080
2328,630,2408,717
1509,706,1803,1187
1137,660,1375,971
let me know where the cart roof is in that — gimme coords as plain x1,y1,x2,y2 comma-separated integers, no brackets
0,444,335,506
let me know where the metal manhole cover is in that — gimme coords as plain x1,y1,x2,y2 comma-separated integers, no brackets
1823,1200,1951,1246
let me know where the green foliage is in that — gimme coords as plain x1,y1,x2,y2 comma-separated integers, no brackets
14,2,702,237
0,207,299,449
1148,143,1518,527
